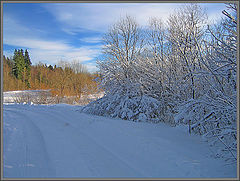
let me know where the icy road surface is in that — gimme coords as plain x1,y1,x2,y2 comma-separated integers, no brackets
3,104,236,178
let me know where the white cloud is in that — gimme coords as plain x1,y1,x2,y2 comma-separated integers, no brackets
5,38,70,51
84,64,99,73
44,3,181,33
80,37,102,44
17,43,101,66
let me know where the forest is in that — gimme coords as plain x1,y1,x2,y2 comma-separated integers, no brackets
3,51,100,102
82,3,237,162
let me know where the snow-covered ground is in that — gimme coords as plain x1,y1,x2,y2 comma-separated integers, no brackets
3,103,236,178
3,90,52,104
3,90,104,105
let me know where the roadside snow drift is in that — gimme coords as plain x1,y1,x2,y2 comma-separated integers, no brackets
3,104,236,178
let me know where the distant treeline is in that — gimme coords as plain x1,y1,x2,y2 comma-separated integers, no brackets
3,49,100,98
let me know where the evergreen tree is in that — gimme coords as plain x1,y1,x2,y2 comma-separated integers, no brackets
24,49,32,88
19,49,25,81
12,49,25,80
12,49,31,89
12,49,18,78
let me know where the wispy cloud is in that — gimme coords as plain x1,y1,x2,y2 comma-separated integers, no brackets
3,14,100,72
6,3,226,34
4,36,101,69
5,38,70,51
80,37,102,44
3,14,32,40
43,3,226,35
43,3,181,33
84,63,99,73
29,45,101,66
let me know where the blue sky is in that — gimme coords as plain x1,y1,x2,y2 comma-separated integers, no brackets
3,2,226,72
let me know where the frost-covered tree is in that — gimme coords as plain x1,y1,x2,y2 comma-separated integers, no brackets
83,16,175,124
99,15,145,96
167,3,208,100
176,3,237,161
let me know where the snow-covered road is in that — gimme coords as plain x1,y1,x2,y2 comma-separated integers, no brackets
3,104,236,178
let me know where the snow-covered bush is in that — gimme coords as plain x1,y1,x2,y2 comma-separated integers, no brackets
82,15,177,125
82,93,175,125
175,91,237,161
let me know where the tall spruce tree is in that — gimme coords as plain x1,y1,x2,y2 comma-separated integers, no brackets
24,49,32,88
12,49,18,78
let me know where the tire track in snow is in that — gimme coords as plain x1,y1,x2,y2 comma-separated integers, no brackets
15,105,145,177
3,108,56,178
9,106,99,177
3,104,236,178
